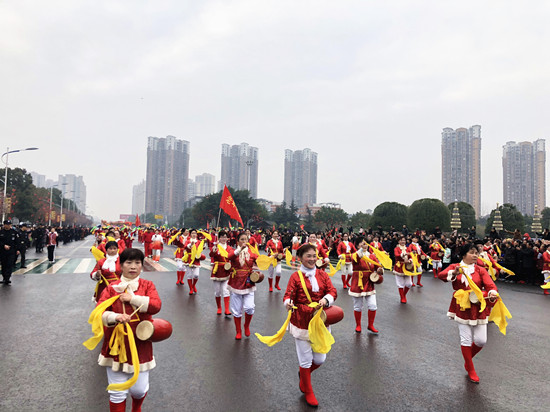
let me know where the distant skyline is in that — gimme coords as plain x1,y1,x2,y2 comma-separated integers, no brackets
2,1,550,220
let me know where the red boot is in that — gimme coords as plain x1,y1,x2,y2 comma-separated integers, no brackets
367,310,379,334
471,343,483,358
244,313,253,337
275,276,281,290
234,316,242,340
131,393,147,412
399,288,407,304
434,268,438,278
215,297,222,315
268,278,273,292
461,345,480,383
299,367,319,407
192,278,198,294
544,289,549,295
188,279,194,295
404,286,410,297
346,274,352,288
341,275,348,289
353,310,362,333
417,275,423,287
109,400,126,412
223,296,231,316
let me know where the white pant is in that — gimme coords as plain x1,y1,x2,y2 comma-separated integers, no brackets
395,274,412,289
432,260,442,270
268,262,282,279
175,260,186,272
295,338,327,368
458,323,487,347
230,292,255,317
341,263,353,276
107,368,149,403
352,295,377,312
188,266,200,280
213,280,230,297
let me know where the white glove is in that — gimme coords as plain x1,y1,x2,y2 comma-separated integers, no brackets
234,246,241,254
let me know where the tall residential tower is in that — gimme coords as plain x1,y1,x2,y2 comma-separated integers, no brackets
145,136,190,221
441,125,481,217
502,139,546,215
284,148,318,208
220,143,258,198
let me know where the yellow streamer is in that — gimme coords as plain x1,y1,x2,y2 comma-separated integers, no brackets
494,261,515,277
308,303,335,354
83,295,120,350
91,246,105,262
459,267,486,313
541,283,550,289
488,297,512,335
213,262,219,274
367,244,392,270
198,231,212,242
453,289,472,311
109,323,129,363
358,271,364,290
106,323,140,391
255,308,295,346
285,249,292,266
217,244,229,258
478,257,496,280
168,231,181,245
247,242,260,257
327,261,337,277
256,255,277,270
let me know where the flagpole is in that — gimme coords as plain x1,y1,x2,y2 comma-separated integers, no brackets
216,207,222,229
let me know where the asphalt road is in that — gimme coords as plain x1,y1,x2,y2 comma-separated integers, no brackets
1,237,548,412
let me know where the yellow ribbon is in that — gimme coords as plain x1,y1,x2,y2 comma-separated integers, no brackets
453,289,472,311
256,255,277,270
285,249,293,266
478,257,497,280
217,244,229,258
91,246,105,262
367,244,392,270
106,322,140,391
247,242,260,257
457,266,486,313
541,283,550,289
83,294,120,350
494,261,515,277
358,271,364,290
213,262,219,274
488,297,512,335
168,231,181,245
109,323,129,363
255,308,295,346
198,231,212,241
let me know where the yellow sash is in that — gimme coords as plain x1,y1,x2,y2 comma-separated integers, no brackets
488,296,512,335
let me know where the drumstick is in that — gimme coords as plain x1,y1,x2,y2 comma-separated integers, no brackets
129,304,144,318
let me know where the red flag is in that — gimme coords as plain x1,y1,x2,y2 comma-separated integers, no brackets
206,222,210,230
220,185,244,226
135,214,141,226
300,224,304,230
272,224,276,231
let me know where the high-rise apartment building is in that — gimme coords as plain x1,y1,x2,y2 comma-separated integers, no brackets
195,173,216,197
220,143,258,198
58,174,87,214
502,139,546,215
284,148,318,208
132,180,146,216
441,125,481,217
145,135,190,220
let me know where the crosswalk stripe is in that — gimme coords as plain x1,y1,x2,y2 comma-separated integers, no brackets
75,258,95,274
14,258,48,275
145,258,169,272
44,258,70,274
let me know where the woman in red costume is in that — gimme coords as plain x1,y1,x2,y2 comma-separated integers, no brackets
283,243,337,407
228,232,259,339
209,230,233,316
438,243,498,383
90,241,121,302
95,248,162,411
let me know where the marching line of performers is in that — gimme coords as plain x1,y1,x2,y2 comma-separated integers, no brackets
86,225,513,410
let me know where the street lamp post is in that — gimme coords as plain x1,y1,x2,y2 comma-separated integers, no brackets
1,146,39,222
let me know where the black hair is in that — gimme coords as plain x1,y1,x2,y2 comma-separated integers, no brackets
218,230,228,237
120,248,145,265
105,241,118,250
459,242,477,258
297,243,316,258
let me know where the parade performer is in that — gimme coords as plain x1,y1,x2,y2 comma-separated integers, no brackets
407,235,427,287
142,228,154,258
83,248,162,412
291,232,301,267
429,238,444,278
265,230,284,292
227,232,259,340
114,230,126,253
90,241,122,302
541,245,550,295
184,229,206,295
349,239,383,334
171,229,189,287
393,236,413,303
209,230,233,316
151,230,163,262
283,243,337,407
438,243,511,383
308,233,330,271
337,233,356,290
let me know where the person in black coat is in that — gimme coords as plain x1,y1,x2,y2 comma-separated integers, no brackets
0,220,20,285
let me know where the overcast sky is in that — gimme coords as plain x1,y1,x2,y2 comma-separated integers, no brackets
2,1,549,221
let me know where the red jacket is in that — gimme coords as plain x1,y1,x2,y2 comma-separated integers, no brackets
266,239,284,261
210,244,235,281
228,247,258,292
284,269,337,330
348,251,382,297
337,241,356,264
